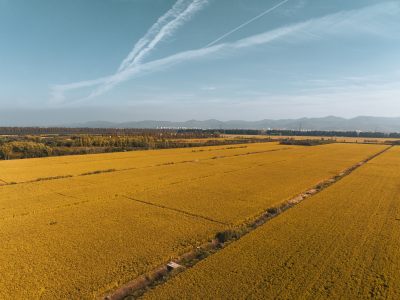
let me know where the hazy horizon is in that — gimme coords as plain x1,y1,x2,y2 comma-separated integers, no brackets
1,0,400,122
1,107,400,128
3,107,400,127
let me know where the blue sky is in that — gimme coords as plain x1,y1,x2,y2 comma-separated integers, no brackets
0,0,399,123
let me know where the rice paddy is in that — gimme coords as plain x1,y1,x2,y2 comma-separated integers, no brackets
144,146,400,299
0,142,389,299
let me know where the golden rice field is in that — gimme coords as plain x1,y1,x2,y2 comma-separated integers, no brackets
0,142,285,184
144,146,400,299
223,134,400,144
0,142,388,298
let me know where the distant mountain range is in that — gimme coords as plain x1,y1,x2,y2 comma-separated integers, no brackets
67,116,400,132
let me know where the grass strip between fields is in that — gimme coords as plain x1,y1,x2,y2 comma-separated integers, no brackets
102,145,393,300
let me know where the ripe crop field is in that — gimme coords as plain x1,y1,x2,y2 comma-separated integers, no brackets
144,146,400,299
0,143,387,298
128,143,387,224
0,142,285,184
223,134,400,144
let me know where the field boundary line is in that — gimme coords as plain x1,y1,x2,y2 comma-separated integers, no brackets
0,145,293,187
101,145,393,300
121,195,228,226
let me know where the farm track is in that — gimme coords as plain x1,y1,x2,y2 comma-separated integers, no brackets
103,146,392,300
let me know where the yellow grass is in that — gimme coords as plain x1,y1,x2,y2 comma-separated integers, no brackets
144,146,400,299
0,143,387,298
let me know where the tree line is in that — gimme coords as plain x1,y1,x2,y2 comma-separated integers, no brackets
0,134,271,160
0,127,220,137
213,129,400,138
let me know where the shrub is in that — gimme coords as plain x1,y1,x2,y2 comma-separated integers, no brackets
266,207,279,215
215,230,240,243
279,139,335,146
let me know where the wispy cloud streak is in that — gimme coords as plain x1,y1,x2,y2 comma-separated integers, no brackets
51,1,399,104
52,0,208,102
90,0,208,99
118,0,188,72
119,0,208,72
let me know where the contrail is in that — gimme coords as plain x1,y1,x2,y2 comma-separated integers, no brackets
118,0,189,72
128,0,208,66
51,19,304,104
205,0,290,47
89,0,208,99
52,1,395,104
119,0,208,72
53,0,285,102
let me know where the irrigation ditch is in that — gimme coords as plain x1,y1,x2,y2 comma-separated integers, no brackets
101,145,393,300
